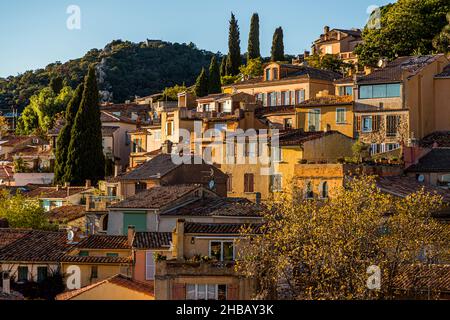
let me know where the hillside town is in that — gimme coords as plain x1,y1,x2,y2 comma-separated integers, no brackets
0,3,450,302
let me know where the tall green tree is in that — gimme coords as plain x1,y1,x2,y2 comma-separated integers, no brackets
220,56,227,77
248,13,261,60
50,76,64,95
271,27,285,62
65,66,105,185
194,68,209,98
355,0,450,66
208,56,222,94
54,83,84,183
226,13,241,76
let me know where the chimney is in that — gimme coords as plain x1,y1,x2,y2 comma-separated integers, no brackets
175,219,185,260
324,26,330,34
114,163,122,177
85,180,91,188
127,226,136,246
2,272,10,295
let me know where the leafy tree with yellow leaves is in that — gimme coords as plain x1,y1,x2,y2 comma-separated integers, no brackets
237,175,449,300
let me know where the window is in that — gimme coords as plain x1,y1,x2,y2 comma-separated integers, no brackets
91,266,98,279
320,181,329,199
132,138,143,153
296,90,305,104
283,91,290,105
262,93,267,107
359,83,401,99
305,182,314,199
210,241,235,261
386,115,400,137
308,109,321,131
269,92,277,107
186,284,227,300
17,266,28,282
227,174,233,192
79,251,89,257
166,122,174,136
37,267,48,283
284,118,293,129
106,253,119,257
336,108,346,124
271,174,283,192
339,86,353,96
135,182,147,193
42,200,51,211
265,69,271,81
244,173,254,193
362,116,373,133
145,251,155,280
325,45,333,54
272,68,279,80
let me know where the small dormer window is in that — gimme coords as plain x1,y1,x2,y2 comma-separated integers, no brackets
272,68,278,80
265,69,271,81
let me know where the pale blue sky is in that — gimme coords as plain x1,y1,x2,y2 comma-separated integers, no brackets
0,0,394,77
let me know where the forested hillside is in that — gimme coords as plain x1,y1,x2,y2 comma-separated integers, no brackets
0,40,215,112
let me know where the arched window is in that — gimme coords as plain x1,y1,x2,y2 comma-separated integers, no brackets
305,182,314,199
101,214,109,232
320,181,329,199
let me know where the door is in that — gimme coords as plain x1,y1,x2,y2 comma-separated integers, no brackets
145,251,156,280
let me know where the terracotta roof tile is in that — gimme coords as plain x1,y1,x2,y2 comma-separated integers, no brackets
277,130,347,146
0,230,70,262
133,232,172,249
109,184,201,209
184,222,262,234
420,132,450,148
407,149,450,173
357,55,443,84
46,205,86,223
60,255,132,264
0,229,30,249
75,235,130,250
24,186,90,199
377,176,450,204
163,197,262,217
394,264,450,293
119,154,180,180
55,274,153,300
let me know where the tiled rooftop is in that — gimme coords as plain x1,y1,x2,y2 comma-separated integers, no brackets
407,149,450,173
394,264,450,293
184,222,262,234
276,130,345,146
75,235,130,250
60,255,132,264
163,197,262,217
357,55,444,85
377,176,450,204
118,154,180,180
0,229,70,262
24,186,90,199
133,232,172,249
297,94,353,107
0,228,29,249
420,131,450,148
46,205,86,224
109,184,201,209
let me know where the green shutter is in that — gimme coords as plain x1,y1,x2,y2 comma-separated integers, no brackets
18,266,28,282
123,212,147,235
79,251,89,257
37,267,48,283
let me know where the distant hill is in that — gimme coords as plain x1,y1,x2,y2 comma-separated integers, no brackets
0,40,215,112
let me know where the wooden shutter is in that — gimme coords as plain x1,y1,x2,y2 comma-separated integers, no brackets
249,174,254,193
172,283,186,300
244,174,249,193
372,115,381,131
356,115,361,132
227,284,239,300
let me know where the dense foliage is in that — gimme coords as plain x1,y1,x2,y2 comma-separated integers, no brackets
237,176,449,300
65,66,105,185
0,191,56,230
208,56,222,94
194,68,209,98
0,40,214,112
355,0,450,66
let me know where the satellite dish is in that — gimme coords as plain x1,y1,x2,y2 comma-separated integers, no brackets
67,230,75,242
417,175,425,183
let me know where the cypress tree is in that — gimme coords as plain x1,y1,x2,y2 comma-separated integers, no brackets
50,76,64,95
208,56,222,94
247,13,260,60
54,83,84,183
65,66,105,185
194,68,208,97
271,27,285,62
220,55,227,77
226,13,241,76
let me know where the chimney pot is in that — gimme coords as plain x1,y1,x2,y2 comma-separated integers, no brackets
127,226,136,246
